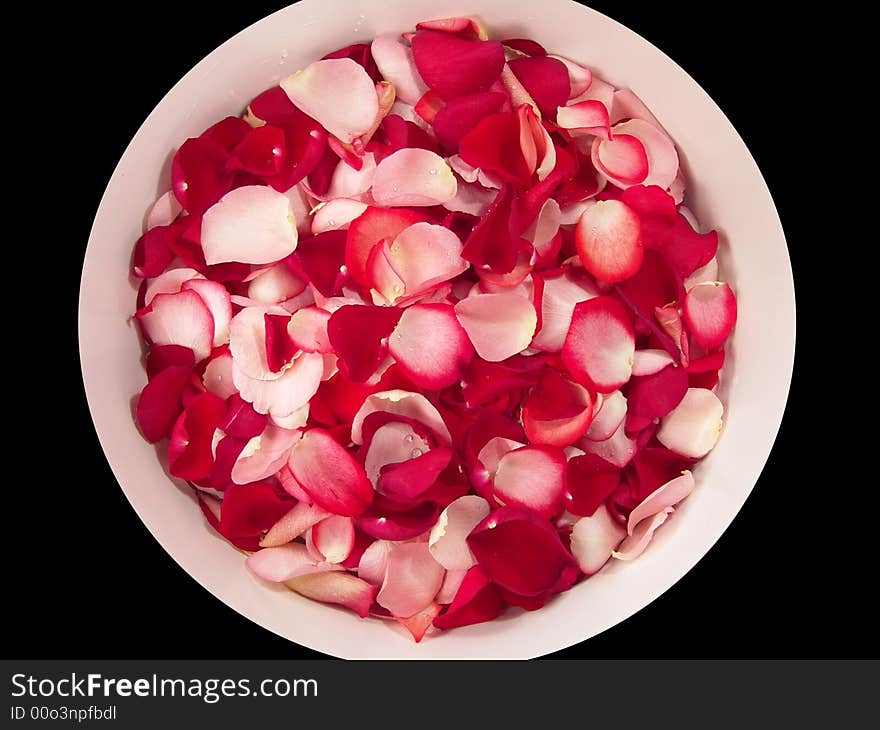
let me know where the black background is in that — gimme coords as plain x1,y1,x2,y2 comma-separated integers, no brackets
8,1,869,659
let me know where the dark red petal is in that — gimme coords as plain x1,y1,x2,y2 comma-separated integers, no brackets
288,428,374,516
378,446,453,501
132,223,178,278
626,363,689,421
219,481,295,539
228,124,287,177
565,453,621,517
327,305,403,383
136,366,193,443
508,56,570,118
502,38,548,56
411,31,505,99
461,185,529,274
285,229,347,298
467,505,577,596
202,116,250,152
263,312,298,373
171,136,233,215
433,565,504,630
146,345,195,378
219,394,268,440
459,112,534,188
522,368,595,447
358,498,441,540
432,92,508,153
168,392,228,481
628,447,695,503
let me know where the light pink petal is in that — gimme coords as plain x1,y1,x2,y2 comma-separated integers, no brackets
247,263,306,305
285,571,378,618
580,419,636,468
524,198,561,261
137,289,214,363
454,292,537,362
260,501,331,547
375,223,468,303
476,437,526,480
246,543,340,582
531,270,597,351
371,35,428,105
557,100,611,139
584,390,627,441
351,390,452,445
145,190,183,231
591,134,649,184
287,306,332,353
606,119,679,190
357,539,394,585
570,74,615,112
285,182,314,237
312,515,356,563
632,348,676,377
371,149,457,207
443,178,497,217
232,353,324,418
201,185,298,265
570,505,626,574
548,55,592,98
429,495,491,570
628,471,695,536
281,58,379,144
389,303,473,389
562,296,636,392
270,403,310,430
363,421,430,485
144,267,204,306
311,198,369,234
657,388,724,458
684,257,719,291
377,542,445,618
436,568,468,604
494,445,566,517
326,153,377,200
610,87,666,130
534,121,557,181
202,349,237,399
231,424,301,485
612,507,673,560
182,278,232,347
228,306,278,381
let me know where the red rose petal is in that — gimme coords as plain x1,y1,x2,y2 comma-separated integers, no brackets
493,445,567,518
467,505,577,597
327,305,402,383
433,565,504,629
508,56,570,118
136,365,193,443
565,453,622,517
683,282,738,350
575,199,644,283
411,30,504,100
168,392,228,481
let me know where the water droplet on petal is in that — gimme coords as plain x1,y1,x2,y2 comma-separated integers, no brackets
428,168,438,175
404,434,414,443
410,448,423,459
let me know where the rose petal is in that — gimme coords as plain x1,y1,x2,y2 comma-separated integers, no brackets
657,388,724,458
281,58,380,145
247,543,342,582
562,296,635,393
351,389,452,445
136,366,193,443
429,495,491,570
683,282,738,350
285,571,378,618
565,453,621,517
136,289,214,363
260,501,331,547
433,565,504,629
371,35,428,105
377,542,445,617
312,515,356,563
371,148,457,206
612,507,673,560
570,504,626,574
584,390,627,441
388,303,474,389
411,30,504,99
454,292,537,362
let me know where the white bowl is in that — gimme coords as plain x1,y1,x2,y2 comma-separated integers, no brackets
79,0,795,658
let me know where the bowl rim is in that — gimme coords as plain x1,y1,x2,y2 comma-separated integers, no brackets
79,0,795,658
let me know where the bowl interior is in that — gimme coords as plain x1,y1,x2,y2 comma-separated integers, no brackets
79,0,794,658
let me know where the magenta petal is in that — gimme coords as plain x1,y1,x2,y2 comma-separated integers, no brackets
136,365,193,443
508,56,570,117
171,136,233,215
378,446,453,501
432,91,508,153
467,505,577,596
411,30,505,99
327,305,402,383
433,565,504,629
220,394,268,440
168,392,228,481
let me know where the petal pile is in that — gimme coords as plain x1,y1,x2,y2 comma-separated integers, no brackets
130,17,738,640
